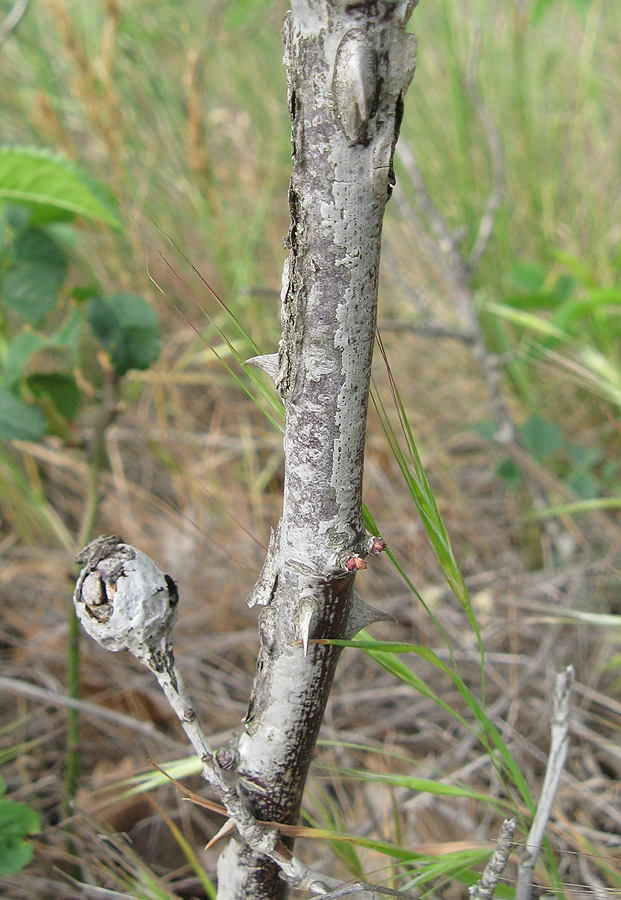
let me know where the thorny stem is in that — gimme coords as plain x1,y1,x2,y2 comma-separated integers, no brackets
148,645,418,899
74,1,418,895
218,3,417,895
72,533,404,898
145,649,339,892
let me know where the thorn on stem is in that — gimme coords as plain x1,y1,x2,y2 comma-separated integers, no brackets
296,599,317,657
205,818,237,850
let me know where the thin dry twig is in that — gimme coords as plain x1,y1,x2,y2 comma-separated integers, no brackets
394,139,515,445
0,674,183,747
317,883,419,900
469,817,518,900
377,319,476,343
0,0,32,49
464,25,505,274
515,666,574,900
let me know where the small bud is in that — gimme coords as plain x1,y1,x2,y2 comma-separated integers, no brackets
216,746,237,771
346,556,367,572
370,538,387,555
183,707,196,722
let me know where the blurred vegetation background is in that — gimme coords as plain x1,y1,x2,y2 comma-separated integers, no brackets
0,0,619,897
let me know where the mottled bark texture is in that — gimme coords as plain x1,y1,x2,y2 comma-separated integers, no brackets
217,3,417,897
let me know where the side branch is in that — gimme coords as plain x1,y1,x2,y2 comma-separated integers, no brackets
72,537,366,895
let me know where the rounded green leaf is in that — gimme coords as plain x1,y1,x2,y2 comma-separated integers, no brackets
0,147,121,229
88,293,161,377
496,457,521,489
2,228,67,322
1,331,46,388
520,414,562,461
27,373,81,421
0,388,47,441
0,796,41,876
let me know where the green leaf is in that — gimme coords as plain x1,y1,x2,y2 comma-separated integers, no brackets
502,291,559,312
472,419,500,441
564,470,598,500
496,457,521,489
49,308,85,357
509,261,546,292
565,443,602,470
1,311,85,390
0,147,121,229
88,293,161,377
555,274,576,303
0,780,41,876
27,373,81,421
1,331,46,388
0,388,47,441
551,287,621,333
2,228,67,322
520,415,562,462
71,285,100,303
5,205,31,232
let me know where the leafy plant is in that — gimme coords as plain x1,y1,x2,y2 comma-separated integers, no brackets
496,255,621,412
0,147,121,228
480,256,621,504
0,148,160,444
0,775,41,876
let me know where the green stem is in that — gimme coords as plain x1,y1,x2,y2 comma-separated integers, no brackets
65,373,120,805
65,604,82,802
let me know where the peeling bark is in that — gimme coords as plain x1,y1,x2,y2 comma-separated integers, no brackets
217,3,417,897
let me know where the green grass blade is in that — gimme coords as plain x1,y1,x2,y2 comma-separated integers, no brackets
325,635,535,811
316,763,513,812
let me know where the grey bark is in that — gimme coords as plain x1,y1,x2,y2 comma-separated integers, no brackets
217,2,417,897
